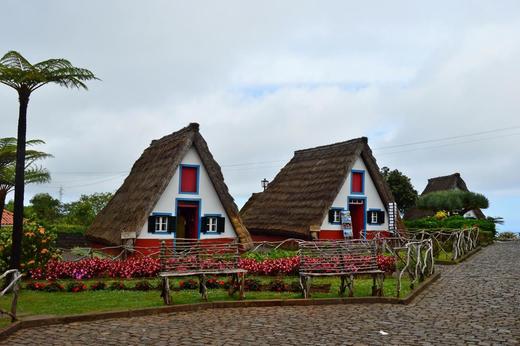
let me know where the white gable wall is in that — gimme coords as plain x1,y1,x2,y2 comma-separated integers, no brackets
320,156,388,232
138,146,236,239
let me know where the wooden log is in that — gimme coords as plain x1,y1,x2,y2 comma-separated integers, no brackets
238,272,245,300
339,275,346,296
199,274,208,301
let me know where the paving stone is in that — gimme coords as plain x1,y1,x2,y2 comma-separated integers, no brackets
2,242,520,345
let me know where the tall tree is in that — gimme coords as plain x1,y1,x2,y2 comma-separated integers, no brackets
0,137,52,227
380,167,418,213
0,51,97,271
29,193,62,225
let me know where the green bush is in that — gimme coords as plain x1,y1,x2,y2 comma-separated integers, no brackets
0,221,60,274
496,232,518,241
405,216,496,237
242,249,298,261
54,224,87,234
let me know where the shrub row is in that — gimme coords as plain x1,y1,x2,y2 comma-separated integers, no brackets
24,278,303,293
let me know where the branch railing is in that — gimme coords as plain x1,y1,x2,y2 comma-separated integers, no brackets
404,227,480,261
0,269,23,322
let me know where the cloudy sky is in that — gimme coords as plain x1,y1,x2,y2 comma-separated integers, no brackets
1,1,519,231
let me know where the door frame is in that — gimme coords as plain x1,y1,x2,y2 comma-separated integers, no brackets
348,196,367,239
175,198,201,239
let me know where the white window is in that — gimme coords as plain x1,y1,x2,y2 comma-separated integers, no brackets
333,210,341,223
155,216,168,232
371,212,378,224
207,217,218,232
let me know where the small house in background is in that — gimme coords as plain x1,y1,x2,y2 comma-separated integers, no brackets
87,123,252,253
404,172,486,220
1,209,14,227
240,137,400,241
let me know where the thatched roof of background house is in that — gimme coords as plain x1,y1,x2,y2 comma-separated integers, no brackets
86,123,252,246
240,137,397,239
404,172,486,220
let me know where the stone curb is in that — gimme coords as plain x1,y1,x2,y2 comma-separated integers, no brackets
0,271,440,339
435,246,481,265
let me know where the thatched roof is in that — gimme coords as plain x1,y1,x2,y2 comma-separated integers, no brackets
240,137,397,239
405,173,486,220
86,123,252,246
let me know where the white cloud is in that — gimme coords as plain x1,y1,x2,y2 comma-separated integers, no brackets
1,0,519,230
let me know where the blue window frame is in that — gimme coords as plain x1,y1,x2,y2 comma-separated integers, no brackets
350,170,365,195
178,164,200,194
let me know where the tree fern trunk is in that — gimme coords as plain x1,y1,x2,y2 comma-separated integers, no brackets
0,189,7,228
10,89,29,271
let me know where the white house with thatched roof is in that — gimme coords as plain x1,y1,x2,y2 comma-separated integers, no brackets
241,137,401,241
87,123,252,252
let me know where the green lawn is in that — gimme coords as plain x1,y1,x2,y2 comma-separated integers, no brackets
0,275,412,327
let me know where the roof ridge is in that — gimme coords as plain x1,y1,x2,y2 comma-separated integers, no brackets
427,172,460,181
294,137,367,155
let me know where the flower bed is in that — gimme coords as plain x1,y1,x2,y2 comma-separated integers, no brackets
29,255,395,280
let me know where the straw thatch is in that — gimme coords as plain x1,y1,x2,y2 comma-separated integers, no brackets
86,123,252,246
405,173,486,220
240,137,397,239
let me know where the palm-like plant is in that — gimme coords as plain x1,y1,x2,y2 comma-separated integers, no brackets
0,51,97,271
0,137,52,227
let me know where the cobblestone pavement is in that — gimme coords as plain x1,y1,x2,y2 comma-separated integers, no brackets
3,242,520,345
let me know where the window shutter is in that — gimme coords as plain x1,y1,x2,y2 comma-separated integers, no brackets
328,209,335,223
200,216,208,233
148,216,156,233
167,216,176,233
378,211,385,224
366,211,372,224
217,216,225,233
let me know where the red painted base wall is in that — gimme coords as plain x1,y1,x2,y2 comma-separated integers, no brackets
134,238,236,256
318,230,391,240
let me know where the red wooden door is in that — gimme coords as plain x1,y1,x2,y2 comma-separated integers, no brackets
349,202,365,239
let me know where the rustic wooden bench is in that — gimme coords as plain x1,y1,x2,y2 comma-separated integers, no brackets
159,239,246,305
298,240,384,298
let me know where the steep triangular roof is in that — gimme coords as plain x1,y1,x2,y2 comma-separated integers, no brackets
240,137,396,238
86,123,252,245
405,173,486,220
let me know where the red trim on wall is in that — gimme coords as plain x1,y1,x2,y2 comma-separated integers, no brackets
134,238,236,255
318,230,344,240
365,230,391,239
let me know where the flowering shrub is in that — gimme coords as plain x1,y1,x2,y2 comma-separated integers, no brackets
44,281,65,292
108,281,127,290
134,280,152,291
179,279,198,290
244,278,261,291
289,281,302,293
25,281,46,291
67,282,87,293
238,257,300,276
90,281,106,291
28,253,395,280
268,278,288,292
377,255,396,272
0,221,59,273
206,277,225,289
30,256,161,280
